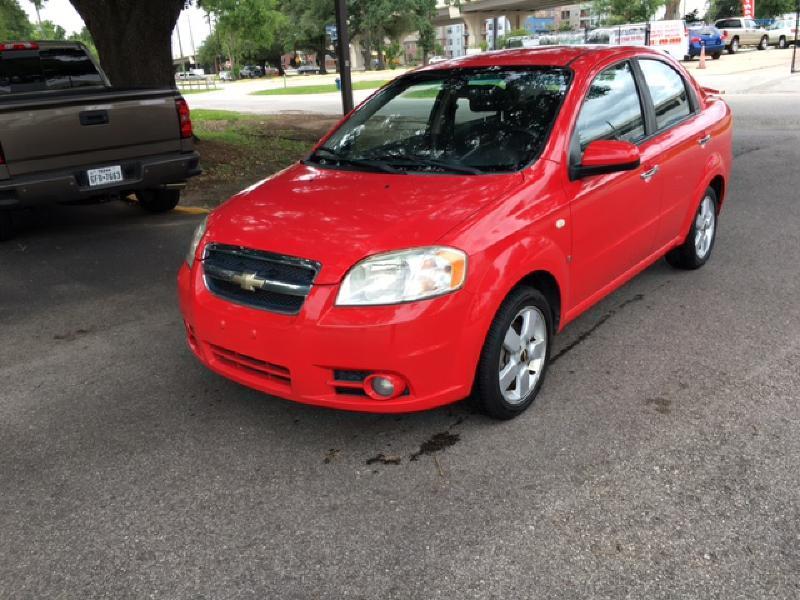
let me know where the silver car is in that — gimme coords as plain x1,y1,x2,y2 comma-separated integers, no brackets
714,17,769,53
766,17,799,48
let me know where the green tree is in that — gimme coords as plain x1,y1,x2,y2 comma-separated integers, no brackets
37,19,66,40
67,25,96,56
0,0,34,39
202,0,284,72
280,0,336,74
755,0,796,17
592,0,667,25
707,0,742,20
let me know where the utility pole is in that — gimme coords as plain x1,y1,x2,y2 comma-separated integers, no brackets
492,16,499,50
792,0,800,73
334,0,354,114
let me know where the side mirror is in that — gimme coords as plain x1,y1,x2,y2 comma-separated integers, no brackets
570,140,641,180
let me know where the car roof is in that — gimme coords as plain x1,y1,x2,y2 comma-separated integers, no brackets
413,45,668,72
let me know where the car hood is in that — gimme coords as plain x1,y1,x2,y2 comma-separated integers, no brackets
206,162,524,284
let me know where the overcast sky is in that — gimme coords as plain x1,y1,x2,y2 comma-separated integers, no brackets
20,0,212,58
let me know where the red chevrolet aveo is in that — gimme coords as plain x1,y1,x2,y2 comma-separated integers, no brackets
178,46,732,419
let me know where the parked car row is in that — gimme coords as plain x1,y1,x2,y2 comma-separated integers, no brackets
684,16,798,61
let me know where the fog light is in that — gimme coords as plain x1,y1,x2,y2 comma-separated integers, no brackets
364,374,406,400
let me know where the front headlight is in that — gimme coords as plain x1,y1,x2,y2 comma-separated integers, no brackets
336,246,467,306
185,216,208,267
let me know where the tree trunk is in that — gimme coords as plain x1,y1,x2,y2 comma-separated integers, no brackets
69,0,184,88
665,0,682,19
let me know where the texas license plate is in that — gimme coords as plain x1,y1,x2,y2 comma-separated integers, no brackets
87,165,123,187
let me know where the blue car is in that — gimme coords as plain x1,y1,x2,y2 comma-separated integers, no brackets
686,25,725,60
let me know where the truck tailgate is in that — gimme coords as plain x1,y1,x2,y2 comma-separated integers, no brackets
0,90,182,177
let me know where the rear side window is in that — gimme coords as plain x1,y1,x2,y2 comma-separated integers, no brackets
716,19,741,29
0,48,104,95
574,61,645,151
638,59,691,131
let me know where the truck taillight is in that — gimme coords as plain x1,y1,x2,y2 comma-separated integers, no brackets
722,30,729,39
175,98,193,139
1,42,39,51
691,37,701,43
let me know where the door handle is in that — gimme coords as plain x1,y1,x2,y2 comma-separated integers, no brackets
640,165,659,182
698,134,712,147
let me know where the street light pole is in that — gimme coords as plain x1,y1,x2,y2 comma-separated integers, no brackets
334,0,354,114
792,0,800,73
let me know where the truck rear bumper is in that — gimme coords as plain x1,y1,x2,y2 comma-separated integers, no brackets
0,151,201,208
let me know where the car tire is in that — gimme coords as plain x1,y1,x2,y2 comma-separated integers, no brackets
666,187,718,270
712,52,722,59
0,210,14,241
728,37,739,53
778,36,787,49
758,35,768,50
474,286,553,420
136,189,181,213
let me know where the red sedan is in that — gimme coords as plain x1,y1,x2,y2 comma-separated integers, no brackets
178,46,732,419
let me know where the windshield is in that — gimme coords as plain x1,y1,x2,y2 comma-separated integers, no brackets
308,67,571,175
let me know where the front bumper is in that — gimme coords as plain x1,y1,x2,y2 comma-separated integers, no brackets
0,151,201,208
177,262,481,413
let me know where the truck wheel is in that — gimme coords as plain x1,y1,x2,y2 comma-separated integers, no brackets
136,189,180,213
666,187,718,270
728,37,739,54
778,36,787,49
757,35,768,50
0,211,14,241
474,286,553,420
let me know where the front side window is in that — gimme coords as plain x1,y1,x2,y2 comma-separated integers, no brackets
309,67,571,174
638,59,691,131
573,61,645,153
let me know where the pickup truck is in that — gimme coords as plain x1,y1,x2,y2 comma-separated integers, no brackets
0,41,201,240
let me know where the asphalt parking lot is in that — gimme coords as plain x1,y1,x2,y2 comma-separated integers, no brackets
2,94,800,599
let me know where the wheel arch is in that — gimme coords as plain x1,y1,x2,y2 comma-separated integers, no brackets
709,174,725,211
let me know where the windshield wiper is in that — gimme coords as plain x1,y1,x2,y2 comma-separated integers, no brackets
307,147,404,174
368,153,484,175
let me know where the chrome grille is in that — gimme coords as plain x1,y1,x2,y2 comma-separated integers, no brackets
202,244,320,314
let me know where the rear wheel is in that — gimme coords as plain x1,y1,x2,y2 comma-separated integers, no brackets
666,187,718,270
712,52,722,60
136,189,180,213
0,211,14,241
758,35,768,50
728,37,739,53
474,287,553,420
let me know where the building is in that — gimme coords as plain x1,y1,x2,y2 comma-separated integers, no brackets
436,23,466,58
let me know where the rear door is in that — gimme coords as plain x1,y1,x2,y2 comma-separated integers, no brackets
0,46,181,176
563,60,661,306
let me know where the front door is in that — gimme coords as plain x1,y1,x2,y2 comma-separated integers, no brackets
563,60,662,307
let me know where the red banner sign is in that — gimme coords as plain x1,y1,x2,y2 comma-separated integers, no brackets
742,0,755,18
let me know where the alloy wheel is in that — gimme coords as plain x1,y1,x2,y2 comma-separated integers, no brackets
694,195,716,260
498,306,547,405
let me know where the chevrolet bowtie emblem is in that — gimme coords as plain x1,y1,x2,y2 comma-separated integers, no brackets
231,272,265,292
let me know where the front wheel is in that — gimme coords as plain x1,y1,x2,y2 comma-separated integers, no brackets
778,36,788,49
758,35,768,50
666,187,718,270
136,189,180,213
474,287,553,420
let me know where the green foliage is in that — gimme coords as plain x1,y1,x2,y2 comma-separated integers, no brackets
755,0,797,18
201,0,284,69
252,80,387,95
67,26,96,55
0,0,34,39
707,0,742,19
496,28,530,48
37,19,65,40
592,0,667,25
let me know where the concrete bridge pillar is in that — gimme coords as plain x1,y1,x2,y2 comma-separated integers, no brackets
462,12,487,50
